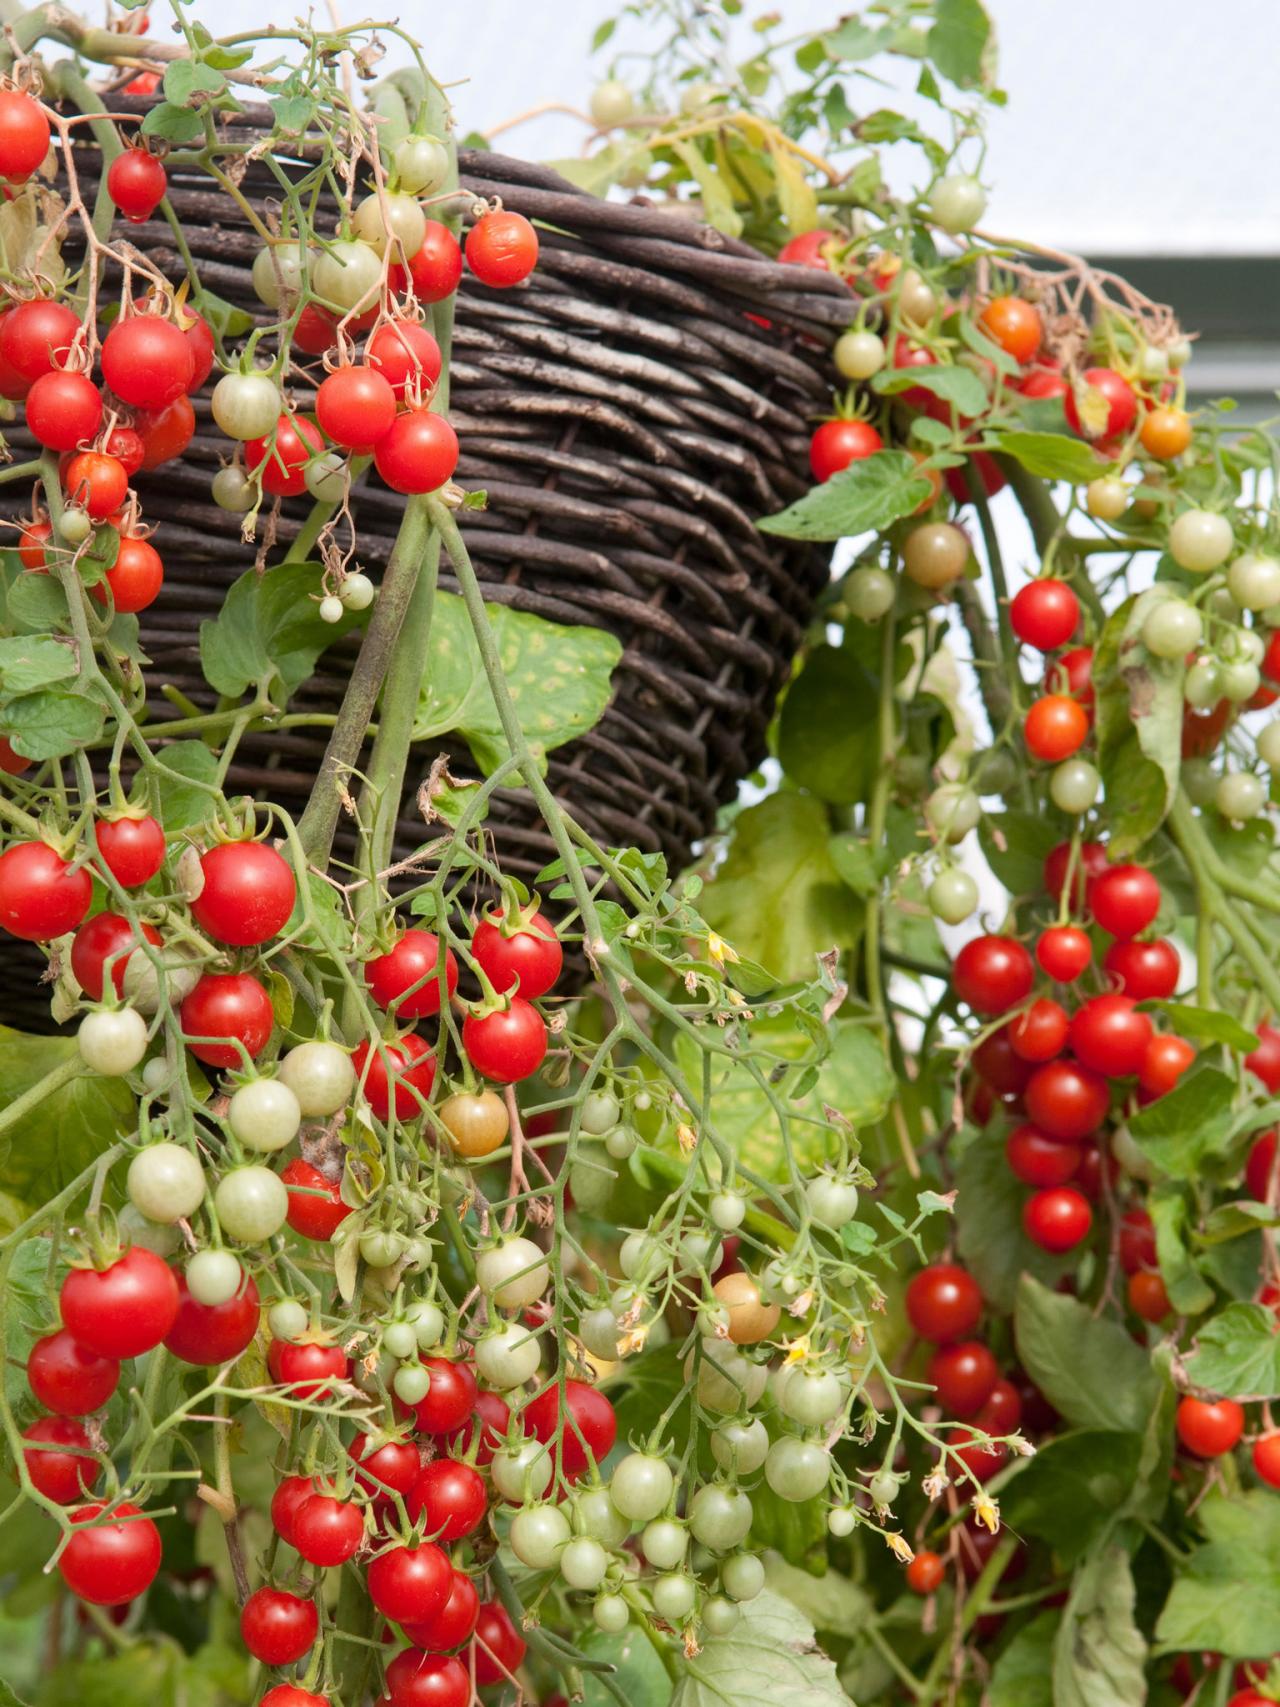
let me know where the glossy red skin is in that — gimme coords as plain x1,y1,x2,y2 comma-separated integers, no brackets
1,300,80,383
944,450,1006,506
107,149,167,222
1023,1186,1092,1252
472,910,564,1001
1252,1433,1280,1489
890,334,938,408
978,297,1042,365
27,1329,120,1416
366,321,443,398
1024,694,1088,761
0,841,93,941
1018,365,1069,400
1246,1131,1278,1201
407,1358,478,1435
1069,994,1153,1078
61,1247,179,1359
292,303,338,355
26,369,103,449
292,1492,365,1566
403,1569,480,1652
1010,579,1079,651
407,1457,488,1540
103,423,145,476
1118,1208,1158,1276
374,409,460,495
972,1027,1033,1095
389,223,463,304
383,1650,470,1707
269,1474,317,1545
1128,1270,1171,1323
1176,1396,1244,1458
316,364,398,451
18,518,52,568
1088,865,1161,939
0,90,50,183
102,316,193,409
1043,839,1108,907
1139,1034,1195,1097
948,1424,1007,1482
462,998,548,1083
281,1157,353,1240
260,1689,328,1707
95,815,165,888
22,1416,99,1503
246,414,324,497
1036,926,1092,983
471,1600,527,1687
92,534,164,615
163,1270,260,1366
367,1541,452,1624
809,418,883,483
1005,1124,1079,1188
974,1377,1022,1434
1246,1024,1280,1093
1048,645,1095,713
951,935,1035,1017
63,450,127,518
1064,366,1137,439
270,1339,348,1400
777,229,837,269
465,211,538,288
926,1340,998,1417
59,1501,162,1605
1010,999,1069,1064
366,929,459,1019
352,1035,437,1121
1104,938,1180,1001
905,1550,945,1595
191,841,296,946
350,1433,422,1499
1181,697,1234,759
905,1265,983,1344
180,972,274,1068
71,913,162,1001
240,1585,319,1666
521,1379,618,1481
137,394,196,468
1024,1058,1110,1141
178,310,215,389
442,1388,509,1465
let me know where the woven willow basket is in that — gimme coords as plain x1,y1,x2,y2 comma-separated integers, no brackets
1,101,851,1025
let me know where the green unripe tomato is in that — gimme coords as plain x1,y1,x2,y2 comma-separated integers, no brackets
313,239,382,313
1050,759,1100,815
778,1365,844,1426
1228,554,1280,612
688,1337,769,1413
277,1040,355,1115
925,783,980,844
251,240,305,308
393,134,449,195
186,1248,243,1307
492,1441,553,1502
228,1078,301,1152
1086,476,1130,521
688,1483,753,1551
268,1299,309,1342
127,1141,205,1223
834,328,886,381
609,1453,674,1523
214,1165,288,1243
211,370,281,441
510,1502,571,1569
1142,599,1202,659
581,1090,621,1134
382,1321,418,1360
702,1595,740,1636
827,1506,857,1537
593,1593,630,1633
579,1306,622,1361
211,465,256,513
929,173,986,233
846,565,897,622
589,79,636,126
804,1172,859,1228
474,1321,541,1389
339,572,375,611
393,1362,432,1405
1137,345,1170,381
710,1418,770,1474
928,868,978,924
765,1436,832,1502
721,1551,765,1602
79,1008,148,1076
59,507,91,547
604,1126,637,1159
560,1536,610,1591
642,1519,689,1571
1180,757,1220,807
305,454,347,505
573,1485,630,1546
1183,659,1221,710
360,1229,408,1269
652,1573,697,1622
476,1236,550,1307
709,1192,746,1231
1258,721,1280,769
404,1298,444,1350
352,191,427,259
1169,509,1234,573
868,1469,900,1506
116,1203,181,1257
1216,771,1267,821
1219,659,1261,703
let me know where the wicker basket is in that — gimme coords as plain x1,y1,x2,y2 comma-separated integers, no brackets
1,102,851,1026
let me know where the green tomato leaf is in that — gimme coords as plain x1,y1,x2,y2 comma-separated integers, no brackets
162,57,227,105
700,793,864,982
1148,1183,1215,1315
412,592,620,774
777,647,880,805
988,1612,1057,1707
763,1554,874,1638
1183,1302,1280,1398
1126,1065,1236,1180
822,19,888,61
152,740,221,831
1094,590,1186,857
672,1591,848,1707
759,451,933,543
992,429,1104,483
978,809,1064,899
140,100,207,145
1157,1491,1280,1658
1148,1002,1259,1053
0,1028,133,1209
1001,1431,1143,1564
0,635,78,695
1014,1274,1159,1433
580,1620,672,1707
955,1130,1071,1312
874,363,988,417
827,833,883,895
928,0,994,89
6,566,68,632
199,562,364,703
1052,1544,1148,1707
666,140,743,238
1,687,105,759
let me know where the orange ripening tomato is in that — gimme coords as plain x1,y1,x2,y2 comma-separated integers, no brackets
1139,406,1192,460
978,296,1042,365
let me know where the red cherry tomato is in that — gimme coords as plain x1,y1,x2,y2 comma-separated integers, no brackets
808,418,883,483
106,148,167,223
402,1569,480,1652
350,1433,422,1499
367,1541,452,1624
521,1379,618,1482
1252,1433,1280,1489
373,408,459,494
1246,1130,1277,1201
316,364,398,451
1128,1270,1171,1323
384,1650,470,1707
0,841,91,941
1175,1395,1244,1459
906,1550,945,1595
927,1340,998,1417
1010,579,1079,651
22,1415,99,1503
465,210,538,288
1047,645,1095,713
972,1026,1033,1095
890,334,938,408
280,1157,353,1241
1009,998,1069,1063
1024,1058,1110,1141
462,997,548,1083
269,1474,317,1545
1103,938,1179,1001
1036,925,1092,983
905,1265,983,1343
352,1034,437,1121
951,935,1035,1016
1245,1025,1280,1093
71,912,162,1001
246,413,324,497
1139,1034,1195,1098
471,1600,527,1687
27,1329,120,1416
293,303,338,355
26,369,103,450
101,315,193,409
18,517,52,568
407,1358,477,1435
191,840,296,946
1024,693,1089,762
260,1688,328,1707
1068,994,1153,1078
291,1491,364,1566
1005,1123,1079,1188
0,90,51,183
1064,366,1137,441
102,423,146,476
442,1388,509,1466
1119,1208,1158,1275
60,1247,179,1359
94,815,165,888
176,307,215,390
0,298,79,382
240,1586,319,1666
137,394,196,468
1088,865,1161,939
948,1424,1006,1483
1022,1186,1092,1252
777,229,837,269
179,971,275,1068
163,1269,260,1366
472,910,563,1001
366,929,459,1019
1043,839,1107,907
58,1501,162,1605
389,222,463,304
406,1457,488,1540
91,532,164,615
365,320,443,399
978,297,1041,365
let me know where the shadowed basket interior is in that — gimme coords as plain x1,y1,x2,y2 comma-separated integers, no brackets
1,100,851,1026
